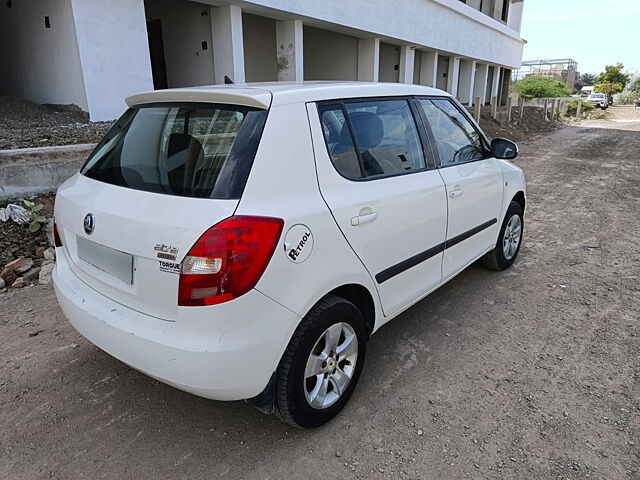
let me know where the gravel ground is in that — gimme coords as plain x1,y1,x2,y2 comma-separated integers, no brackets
1,106,639,479
0,96,112,150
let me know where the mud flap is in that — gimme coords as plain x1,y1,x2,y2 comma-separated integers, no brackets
245,371,276,415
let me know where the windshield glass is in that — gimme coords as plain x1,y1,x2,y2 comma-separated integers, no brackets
81,103,267,199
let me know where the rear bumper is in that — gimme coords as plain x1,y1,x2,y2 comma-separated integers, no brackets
52,247,300,401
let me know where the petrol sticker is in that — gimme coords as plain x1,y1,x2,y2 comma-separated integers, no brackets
284,224,314,263
159,261,181,274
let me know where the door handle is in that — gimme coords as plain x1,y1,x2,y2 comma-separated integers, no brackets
351,212,378,226
449,185,463,198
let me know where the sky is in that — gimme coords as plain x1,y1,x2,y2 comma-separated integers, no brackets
520,0,640,76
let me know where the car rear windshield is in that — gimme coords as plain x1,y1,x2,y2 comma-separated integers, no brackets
81,103,268,199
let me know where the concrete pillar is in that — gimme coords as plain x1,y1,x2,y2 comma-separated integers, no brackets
69,0,153,121
276,19,303,81
357,38,380,82
507,0,524,31
474,63,489,105
458,60,476,106
491,65,502,100
543,98,549,121
481,0,493,15
518,96,525,120
399,46,415,84
506,95,513,122
211,5,245,84
576,99,582,117
473,98,481,122
419,51,438,87
492,0,504,21
447,57,460,97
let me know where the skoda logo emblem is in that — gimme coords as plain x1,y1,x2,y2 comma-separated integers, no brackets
83,213,95,235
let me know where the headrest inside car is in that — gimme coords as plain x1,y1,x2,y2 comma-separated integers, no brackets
340,112,384,150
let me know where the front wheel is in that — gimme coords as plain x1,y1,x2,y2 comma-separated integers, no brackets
275,295,367,428
482,201,524,271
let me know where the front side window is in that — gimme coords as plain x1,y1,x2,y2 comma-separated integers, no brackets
319,99,426,179
419,98,486,166
81,103,267,199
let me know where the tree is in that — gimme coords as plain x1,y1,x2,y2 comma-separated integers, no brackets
594,82,624,104
596,63,631,89
581,73,598,86
513,76,571,99
574,73,597,91
628,77,640,93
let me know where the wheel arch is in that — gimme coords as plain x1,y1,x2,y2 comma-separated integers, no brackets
326,283,377,338
512,190,526,213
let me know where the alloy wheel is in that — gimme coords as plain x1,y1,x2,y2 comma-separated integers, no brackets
304,323,358,409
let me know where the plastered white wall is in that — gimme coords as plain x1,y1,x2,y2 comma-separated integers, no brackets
144,0,215,88
230,0,524,68
413,52,422,85
303,26,358,81
70,0,153,121
243,13,277,82
0,0,87,111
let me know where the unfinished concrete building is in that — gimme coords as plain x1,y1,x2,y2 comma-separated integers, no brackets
513,59,578,91
0,0,526,121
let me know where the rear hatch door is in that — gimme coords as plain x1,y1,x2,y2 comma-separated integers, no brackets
55,98,269,321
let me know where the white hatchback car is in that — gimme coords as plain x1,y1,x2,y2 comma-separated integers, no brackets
53,82,525,428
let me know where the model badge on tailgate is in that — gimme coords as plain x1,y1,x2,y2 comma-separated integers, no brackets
155,243,179,261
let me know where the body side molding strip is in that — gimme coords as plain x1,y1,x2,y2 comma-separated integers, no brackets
375,218,498,284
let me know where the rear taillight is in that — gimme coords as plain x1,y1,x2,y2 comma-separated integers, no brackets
53,222,63,247
178,216,284,307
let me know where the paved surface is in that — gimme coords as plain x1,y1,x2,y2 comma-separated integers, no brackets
1,106,639,479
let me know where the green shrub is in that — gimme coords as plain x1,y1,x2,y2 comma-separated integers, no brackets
22,199,50,233
613,91,640,105
513,76,572,99
628,77,640,93
566,99,595,115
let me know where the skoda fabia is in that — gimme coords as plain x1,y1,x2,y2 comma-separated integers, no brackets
53,82,525,428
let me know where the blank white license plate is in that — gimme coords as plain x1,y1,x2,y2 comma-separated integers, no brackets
77,236,133,285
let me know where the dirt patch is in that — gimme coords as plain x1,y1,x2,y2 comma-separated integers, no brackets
0,96,112,150
479,106,563,141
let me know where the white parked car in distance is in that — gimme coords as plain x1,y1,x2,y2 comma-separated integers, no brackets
586,92,608,109
53,82,525,428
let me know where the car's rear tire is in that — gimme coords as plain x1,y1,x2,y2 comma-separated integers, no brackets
482,201,524,271
275,295,367,428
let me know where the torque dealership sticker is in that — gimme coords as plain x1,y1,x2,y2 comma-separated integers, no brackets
159,261,181,274
284,224,314,263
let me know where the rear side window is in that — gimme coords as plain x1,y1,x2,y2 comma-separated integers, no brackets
418,98,485,166
319,106,362,179
81,103,267,199
319,99,426,179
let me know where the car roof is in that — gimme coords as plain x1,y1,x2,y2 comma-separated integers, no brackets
126,81,450,110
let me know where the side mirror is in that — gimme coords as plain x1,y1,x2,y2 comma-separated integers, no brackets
491,138,518,160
